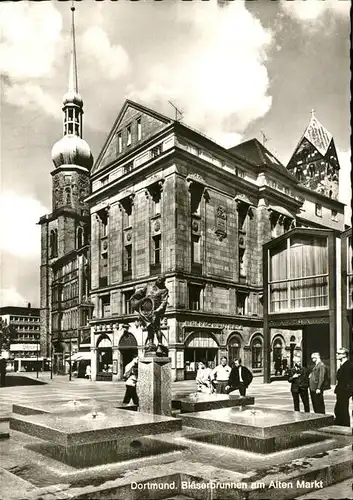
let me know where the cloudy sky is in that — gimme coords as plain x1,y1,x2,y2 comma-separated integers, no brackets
0,0,351,307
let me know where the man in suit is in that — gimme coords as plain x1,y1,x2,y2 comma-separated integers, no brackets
308,352,326,414
288,355,310,412
334,347,353,427
226,358,253,396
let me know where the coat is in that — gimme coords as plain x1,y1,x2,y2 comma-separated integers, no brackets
288,366,309,392
309,361,326,392
228,365,253,388
334,360,353,396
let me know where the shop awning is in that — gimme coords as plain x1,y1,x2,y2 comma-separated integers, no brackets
69,352,91,362
185,332,219,348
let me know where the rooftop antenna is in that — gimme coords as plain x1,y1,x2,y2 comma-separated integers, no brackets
168,101,183,122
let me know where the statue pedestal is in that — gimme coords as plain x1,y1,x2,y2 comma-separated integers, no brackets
138,356,172,416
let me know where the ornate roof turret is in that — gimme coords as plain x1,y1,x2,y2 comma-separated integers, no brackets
287,110,339,199
51,5,92,170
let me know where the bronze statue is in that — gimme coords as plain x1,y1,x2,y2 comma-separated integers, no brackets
131,276,169,356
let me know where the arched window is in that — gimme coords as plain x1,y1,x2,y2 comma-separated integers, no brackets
227,334,242,365
77,227,83,249
251,336,263,369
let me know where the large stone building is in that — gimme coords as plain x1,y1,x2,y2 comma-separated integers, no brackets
87,100,346,382
39,6,93,374
39,10,350,382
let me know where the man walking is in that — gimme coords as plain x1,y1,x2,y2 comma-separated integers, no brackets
211,356,231,394
334,348,353,427
288,355,310,412
309,352,327,414
122,357,139,406
226,358,253,396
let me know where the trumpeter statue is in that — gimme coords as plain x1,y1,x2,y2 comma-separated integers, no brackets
130,275,169,356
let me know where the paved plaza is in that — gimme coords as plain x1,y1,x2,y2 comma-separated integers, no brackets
0,373,352,499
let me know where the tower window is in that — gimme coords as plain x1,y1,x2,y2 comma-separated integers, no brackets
331,209,338,222
65,187,71,206
239,248,245,277
127,125,132,146
50,229,58,258
315,203,322,217
190,185,202,216
236,292,248,315
137,118,142,141
77,227,83,249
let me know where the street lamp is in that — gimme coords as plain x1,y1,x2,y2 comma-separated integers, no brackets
36,334,39,378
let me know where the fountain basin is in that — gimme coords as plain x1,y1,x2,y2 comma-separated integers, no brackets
181,406,334,454
10,408,182,467
172,393,254,413
13,399,137,416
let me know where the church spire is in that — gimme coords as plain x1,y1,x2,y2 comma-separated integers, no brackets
68,4,79,96
51,3,93,171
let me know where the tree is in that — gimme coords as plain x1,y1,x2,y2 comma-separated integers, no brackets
0,319,16,353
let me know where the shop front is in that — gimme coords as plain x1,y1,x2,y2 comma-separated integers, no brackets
184,331,219,380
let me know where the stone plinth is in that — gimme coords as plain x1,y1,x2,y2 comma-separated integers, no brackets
182,406,334,454
172,393,254,413
138,356,172,416
10,407,182,467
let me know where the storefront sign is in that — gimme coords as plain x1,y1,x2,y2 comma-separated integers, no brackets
183,321,243,330
268,317,327,327
10,343,39,352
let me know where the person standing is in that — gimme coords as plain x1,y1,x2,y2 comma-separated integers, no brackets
85,364,91,380
122,357,139,406
309,352,327,414
334,348,353,427
211,356,231,394
195,361,212,393
288,356,310,412
226,358,253,396
0,357,6,387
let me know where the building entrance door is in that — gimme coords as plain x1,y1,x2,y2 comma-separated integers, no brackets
302,324,330,373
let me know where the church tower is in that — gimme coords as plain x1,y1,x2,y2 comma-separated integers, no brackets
39,5,92,370
287,111,340,199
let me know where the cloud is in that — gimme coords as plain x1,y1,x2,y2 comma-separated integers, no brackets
0,191,48,258
0,288,28,308
279,0,350,23
81,26,130,80
0,2,62,79
128,1,273,147
3,82,60,119
338,150,352,225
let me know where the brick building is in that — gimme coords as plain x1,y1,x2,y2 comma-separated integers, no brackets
38,7,93,374
87,100,346,382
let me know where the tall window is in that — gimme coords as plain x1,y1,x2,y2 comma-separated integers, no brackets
239,248,245,277
127,125,132,146
190,185,203,216
331,210,338,222
315,203,322,217
152,235,161,265
269,235,328,312
137,118,142,141
188,284,203,311
77,227,83,249
50,229,58,258
123,290,134,315
99,254,108,287
236,292,247,315
191,235,201,264
101,295,110,318
152,195,161,216
124,244,132,273
251,337,263,369
238,204,248,232
117,132,122,153
65,187,71,206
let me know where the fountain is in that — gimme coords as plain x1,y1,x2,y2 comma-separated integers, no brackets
10,406,182,468
172,390,254,414
181,405,334,453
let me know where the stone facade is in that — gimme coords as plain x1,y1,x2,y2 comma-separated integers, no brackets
88,101,346,382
